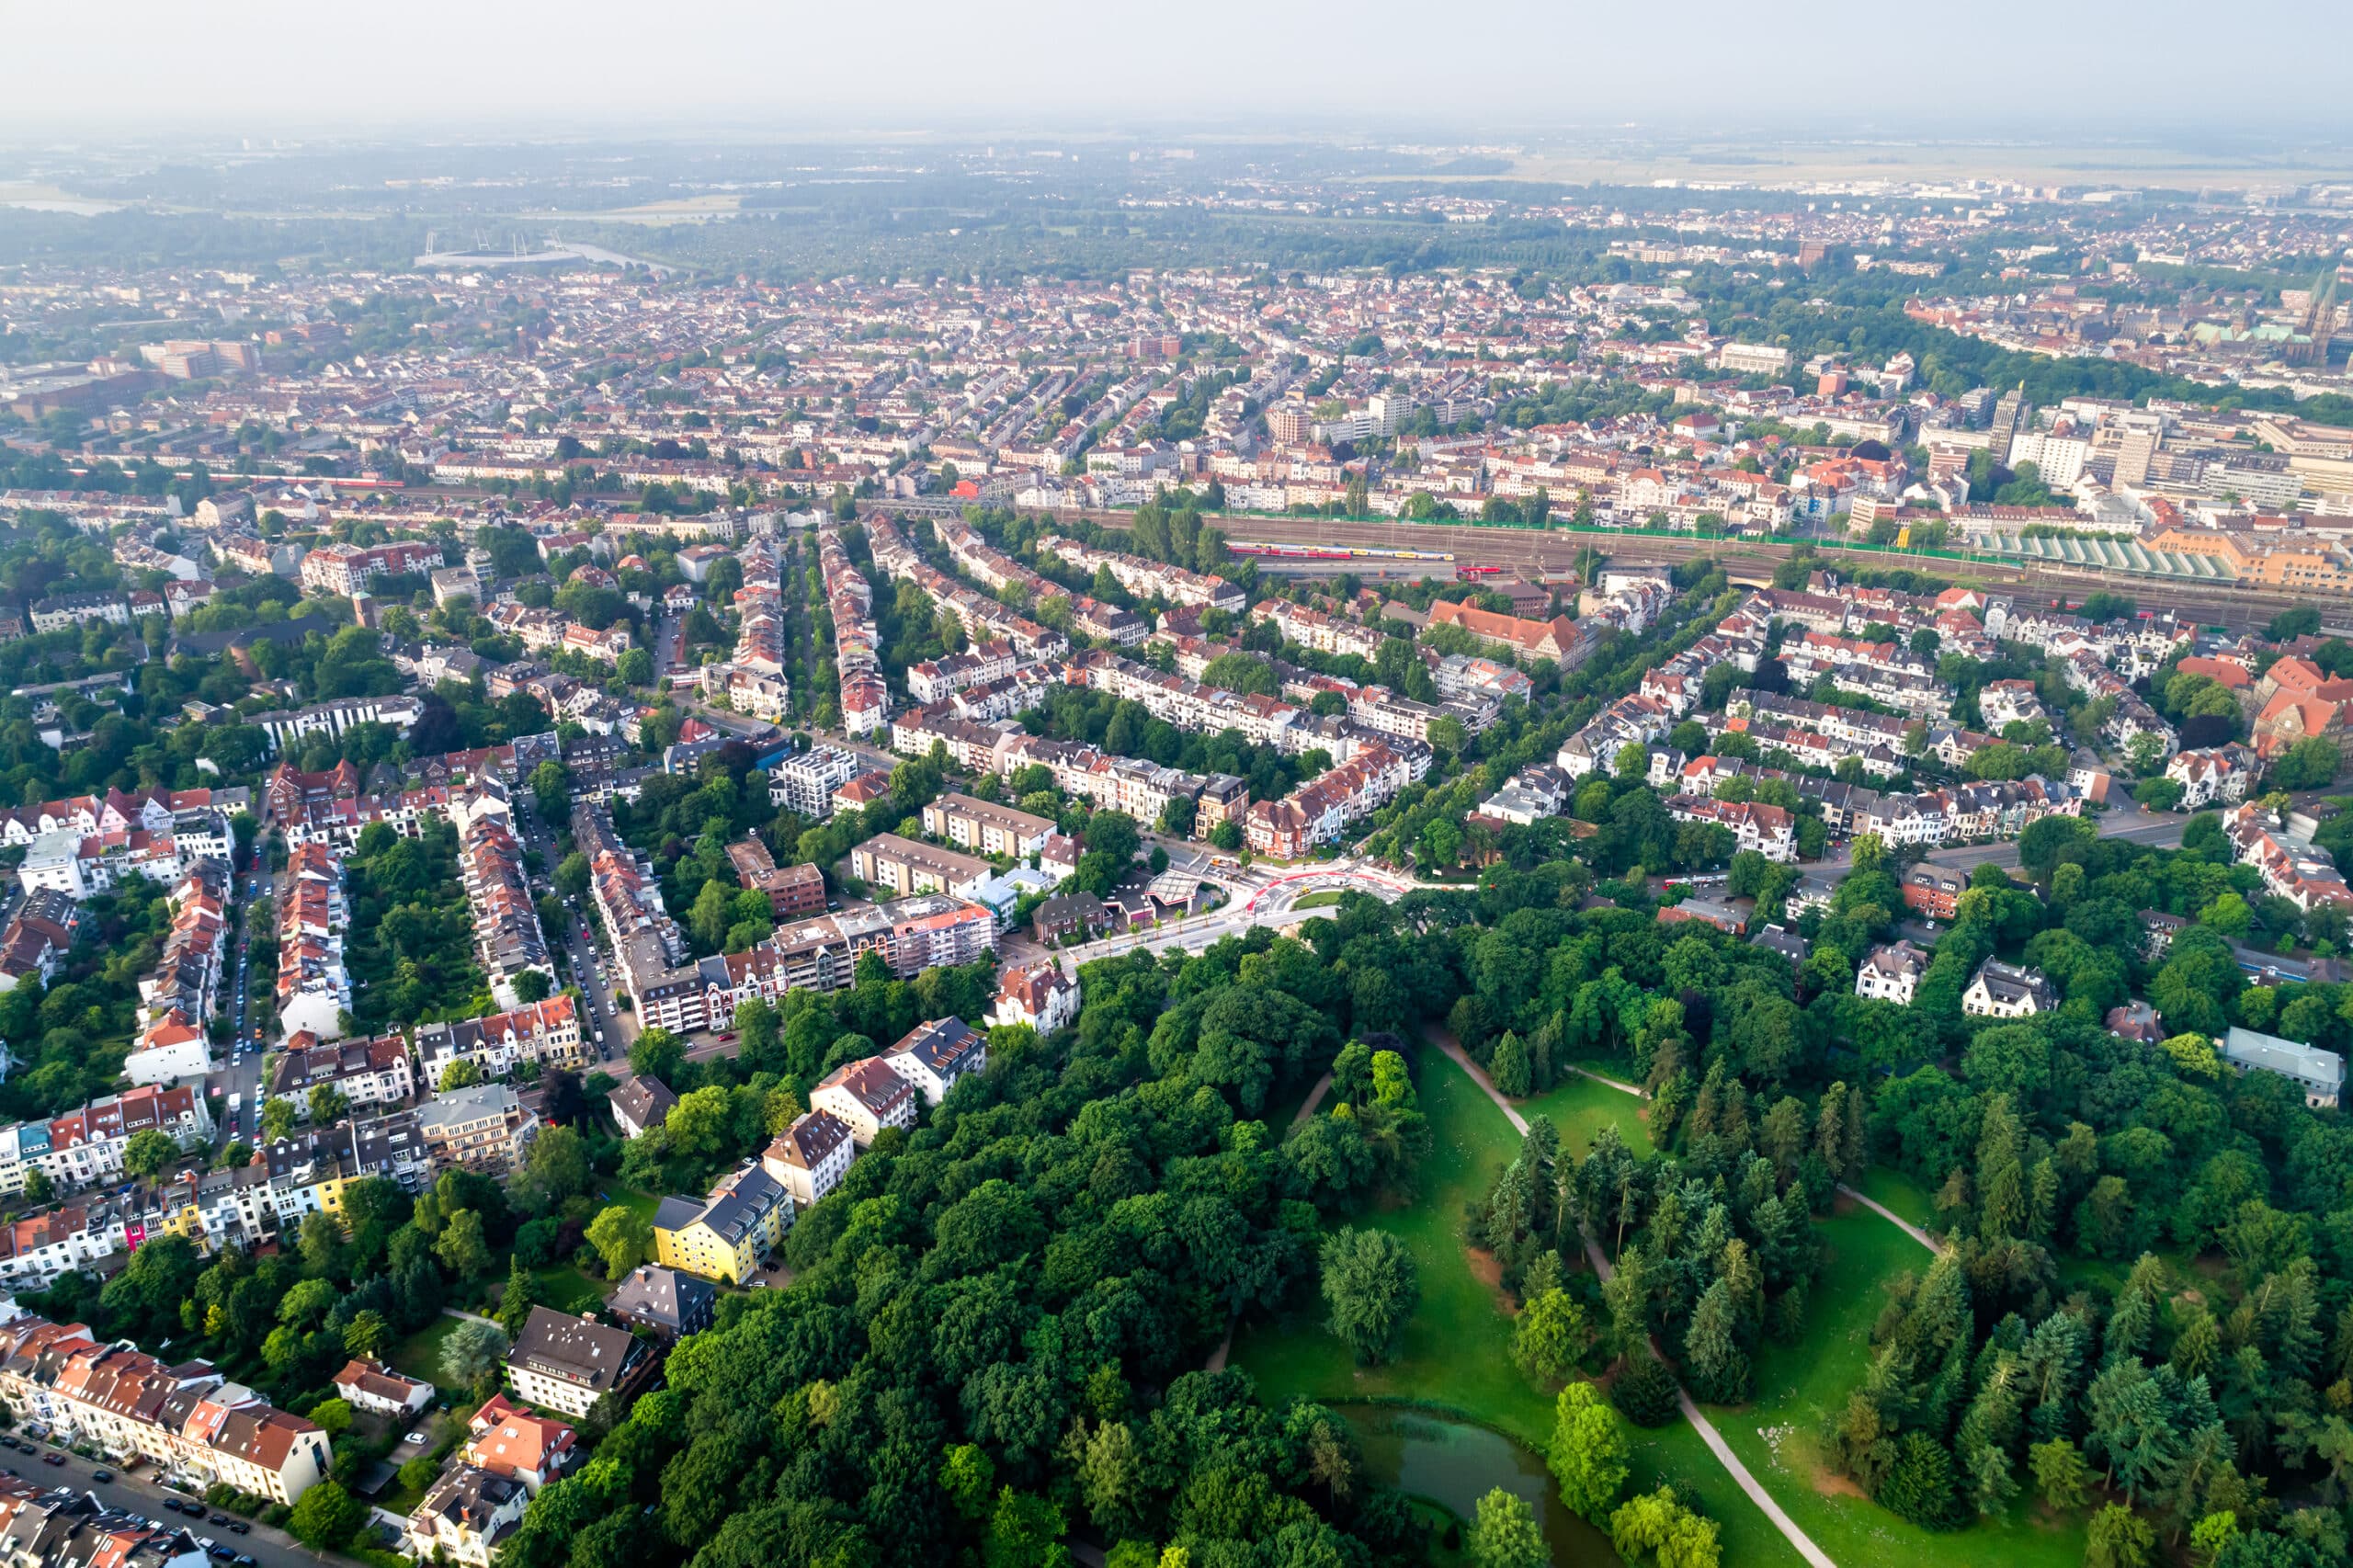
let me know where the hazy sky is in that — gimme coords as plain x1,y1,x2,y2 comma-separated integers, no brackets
6,0,2349,138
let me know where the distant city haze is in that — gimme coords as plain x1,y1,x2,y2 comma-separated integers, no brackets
5,0,2350,136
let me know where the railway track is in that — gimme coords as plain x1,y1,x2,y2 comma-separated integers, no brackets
863,501,2313,635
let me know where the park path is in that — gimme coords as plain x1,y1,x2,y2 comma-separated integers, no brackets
1835,1185,1939,1255
1426,1027,1840,1568
1291,1072,1335,1127
1208,1073,1341,1372
440,1307,497,1325
1565,1063,1942,1258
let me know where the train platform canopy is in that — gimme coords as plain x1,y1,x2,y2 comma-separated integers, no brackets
1990,531,2238,581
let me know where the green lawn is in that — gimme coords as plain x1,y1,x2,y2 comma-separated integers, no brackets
388,1315,466,1391
1290,890,1347,910
1518,1071,1653,1158
1233,1049,1805,1568
1853,1165,1938,1230
529,1262,608,1313
1700,1199,2088,1568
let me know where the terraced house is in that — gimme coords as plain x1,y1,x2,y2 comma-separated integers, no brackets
0,1317,330,1503
413,995,587,1090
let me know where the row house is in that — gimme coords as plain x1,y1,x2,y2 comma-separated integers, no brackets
1729,690,1911,753
1249,600,1386,661
1713,714,1905,779
1662,794,1798,861
890,705,1023,773
2223,802,2353,913
0,1318,330,1503
819,524,888,735
458,815,554,1006
1064,651,1307,752
277,840,348,1042
994,735,1249,837
641,892,998,1038
1037,536,1245,611
265,1030,415,1112
1243,742,1413,859
2165,743,2260,808
413,995,588,1090
300,540,438,596
907,640,1019,703
1556,693,1678,778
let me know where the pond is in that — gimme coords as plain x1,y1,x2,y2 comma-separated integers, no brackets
1335,1403,1617,1564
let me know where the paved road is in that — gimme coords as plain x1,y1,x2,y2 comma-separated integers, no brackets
1423,1027,1840,1568
511,808,632,1063
210,855,268,1146
3,1441,338,1568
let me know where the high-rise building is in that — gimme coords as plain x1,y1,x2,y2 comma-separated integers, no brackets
1989,385,2029,466
2113,426,2158,489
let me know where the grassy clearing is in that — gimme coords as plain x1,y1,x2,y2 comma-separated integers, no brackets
1518,1071,1654,1158
1233,1048,1805,1567
1853,1165,1938,1230
1703,1199,2086,1568
388,1314,465,1390
1290,890,1347,910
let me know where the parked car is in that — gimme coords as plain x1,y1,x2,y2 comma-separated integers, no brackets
90,1470,110,1483
41,1453,63,1466
228,1523,250,1535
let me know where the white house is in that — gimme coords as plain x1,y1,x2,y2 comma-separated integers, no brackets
880,1017,987,1106
1962,959,2058,1017
1855,940,1928,1006
810,1058,916,1148
990,962,1080,1035
761,1109,856,1208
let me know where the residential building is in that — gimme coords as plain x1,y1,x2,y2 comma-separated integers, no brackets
990,962,1080,1035
607,1265,716,1341
415,1083,540,1175
405,1465,528,1568
504,1307,652,1419
331,1358,432,1419
761,1109,855,1209
1857,941,1928,1005
1963,959,2058,1017
881,1017,988,1106
847,833,994,900
1900,863,1968,922
811,1058,917,1147
460,1394,577,1492
608,1074,676,1140
652,1163,791,1285
919,794,1056,860
768,745,865,817
2221,1026,2345,1108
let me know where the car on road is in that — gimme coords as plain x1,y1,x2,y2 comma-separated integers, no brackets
227,1522,248,1535
40,1453,63,1466
404,1431,427,1444
89,1469,109,1483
